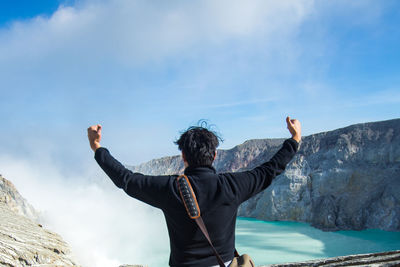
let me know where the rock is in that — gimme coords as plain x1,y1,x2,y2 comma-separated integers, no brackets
128,118,400,231
128,155,185,176
260,250,400,267
0,175,78,266
0,174,38,222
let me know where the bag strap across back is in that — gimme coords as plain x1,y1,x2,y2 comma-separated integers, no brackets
177,174,227,267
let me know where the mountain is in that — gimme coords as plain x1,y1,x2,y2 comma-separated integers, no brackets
129,118,400,231
0,174,78,266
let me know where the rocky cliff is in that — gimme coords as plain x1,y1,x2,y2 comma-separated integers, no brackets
129,118,400,231
0,174,78,266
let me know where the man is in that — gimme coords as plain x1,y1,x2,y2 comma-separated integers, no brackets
87,116,301,267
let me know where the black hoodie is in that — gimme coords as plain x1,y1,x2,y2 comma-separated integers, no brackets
95,138,298,267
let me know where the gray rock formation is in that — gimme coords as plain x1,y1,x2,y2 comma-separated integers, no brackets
0,174,78,266
129,118,400,231
0,174,38,222
131,155,185,176
261,250,400,267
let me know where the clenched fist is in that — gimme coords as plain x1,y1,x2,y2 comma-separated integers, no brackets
286,116,301,143
87,124,102,152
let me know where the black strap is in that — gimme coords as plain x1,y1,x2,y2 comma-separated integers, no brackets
177,175,226,267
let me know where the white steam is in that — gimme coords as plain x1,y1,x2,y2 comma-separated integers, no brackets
0,154,170,267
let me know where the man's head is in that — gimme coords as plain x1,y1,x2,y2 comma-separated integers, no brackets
174,122,222,168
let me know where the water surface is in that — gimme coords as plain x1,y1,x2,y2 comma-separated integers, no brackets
235,217,400,265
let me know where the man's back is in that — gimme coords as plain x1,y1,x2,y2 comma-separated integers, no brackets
164,166,238,267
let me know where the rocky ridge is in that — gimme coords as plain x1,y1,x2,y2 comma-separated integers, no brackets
129,118,400,231
0,174,78,266
262,250,400,267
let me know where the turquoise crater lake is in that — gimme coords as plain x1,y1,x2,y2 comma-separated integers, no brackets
235,217,400,265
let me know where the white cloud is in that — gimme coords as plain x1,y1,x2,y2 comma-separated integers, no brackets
0,0,321,165
0,0,314,67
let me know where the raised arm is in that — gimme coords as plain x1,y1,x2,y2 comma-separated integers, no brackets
87,124,172,209
223,116,301,204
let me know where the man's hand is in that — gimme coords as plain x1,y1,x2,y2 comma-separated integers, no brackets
286,116,301,143
87,124,102,152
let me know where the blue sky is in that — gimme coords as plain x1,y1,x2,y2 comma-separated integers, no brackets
0,0,67,25
0,0,399,170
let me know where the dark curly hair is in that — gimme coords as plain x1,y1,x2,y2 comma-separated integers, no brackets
174,120,223,167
